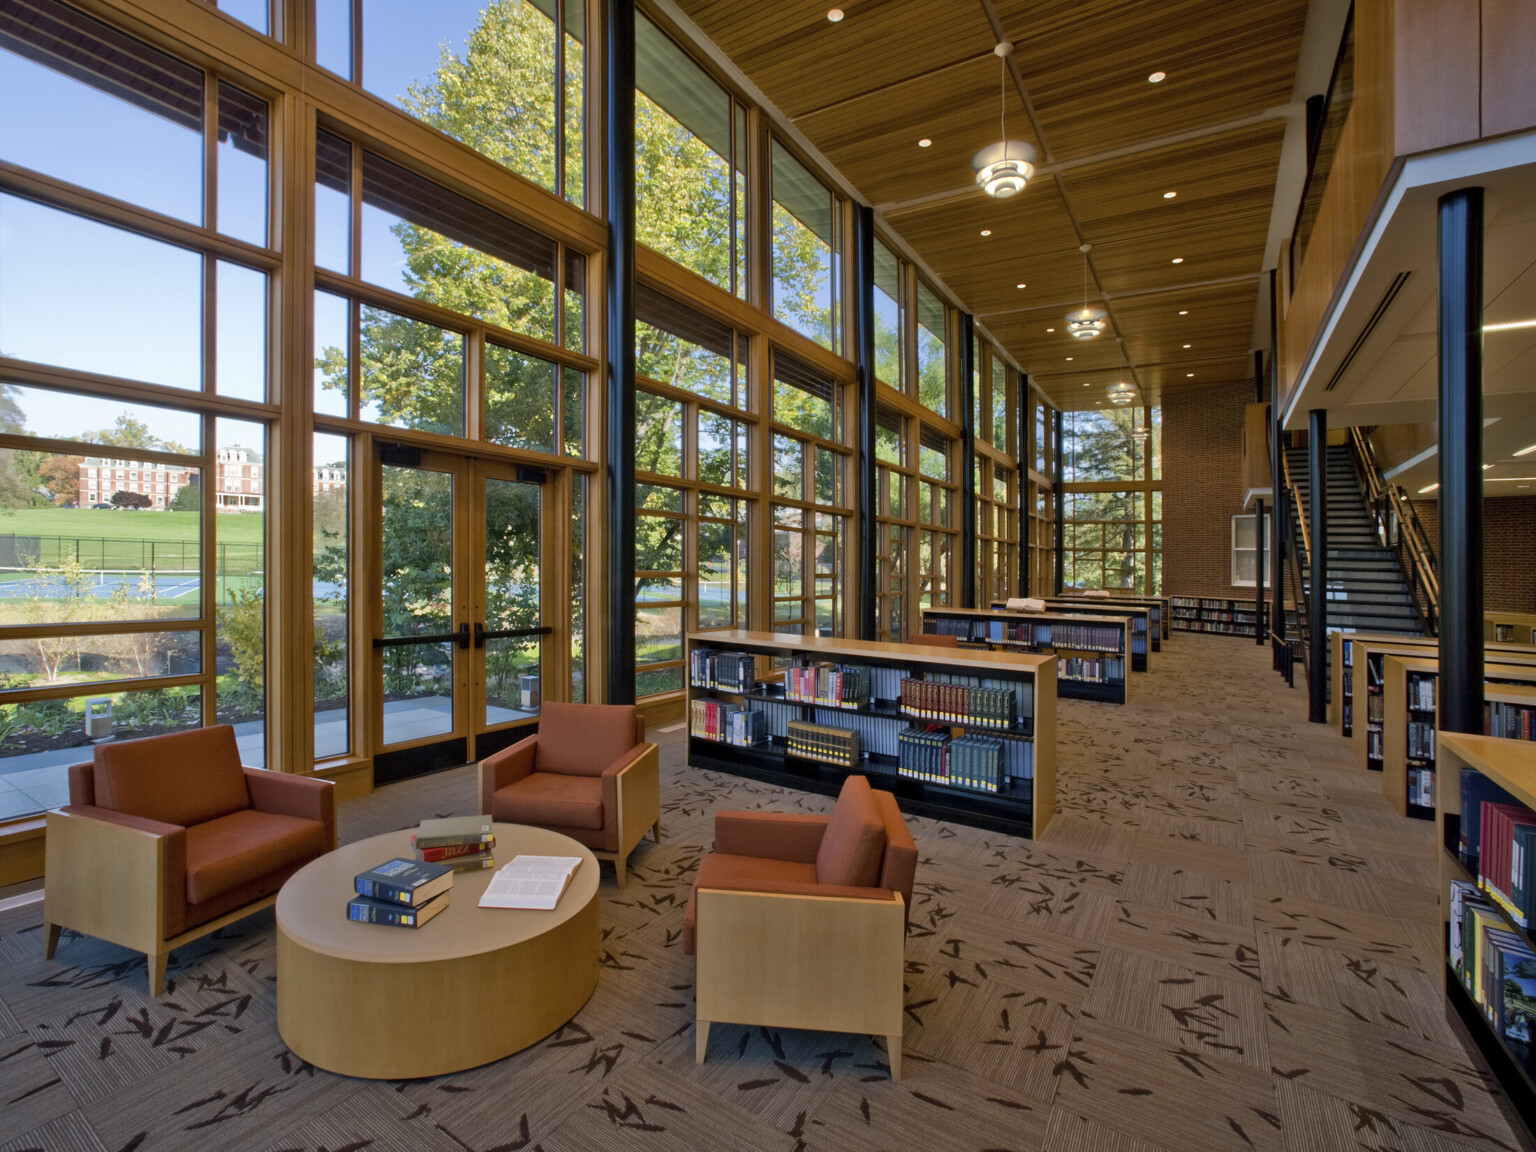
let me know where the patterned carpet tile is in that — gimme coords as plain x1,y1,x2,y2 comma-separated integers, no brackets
1,635,1531,1152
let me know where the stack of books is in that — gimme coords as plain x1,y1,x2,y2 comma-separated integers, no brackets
1450,879,1534,1053
783,662,870,709
898,678,1015,728
690,649,757,691
898,725,950,783
347,857,453,927
690,698,766,746
411,816,497,873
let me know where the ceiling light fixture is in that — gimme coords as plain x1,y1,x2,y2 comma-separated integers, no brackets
1513,444,1536,456
1066,244,1108,340
918,138,932,148
1016,282,1026,288
1186,372,1194,377
1108,342,1136,406
1484,463,1495,470
1420,483,1440,494
980,229,992,236
1182,343,1191,348
1178,310,1188,315
1171,257,1184,264
972,42,1037,199
1148,71,1166,83
1485,319,1536,332
1046,327,1055,332
1163,191,1177,199
826,7,844,21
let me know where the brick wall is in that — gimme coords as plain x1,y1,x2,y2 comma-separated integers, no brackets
1162,383,1253,598
1411,495,1536,612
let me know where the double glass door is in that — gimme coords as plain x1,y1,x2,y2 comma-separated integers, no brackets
373,445,552,782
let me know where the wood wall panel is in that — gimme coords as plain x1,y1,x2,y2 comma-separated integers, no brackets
1482,0,1536,138
1392,0,1480,156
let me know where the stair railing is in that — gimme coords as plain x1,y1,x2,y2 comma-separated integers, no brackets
1347,426,1439,634
1279,441,1310,683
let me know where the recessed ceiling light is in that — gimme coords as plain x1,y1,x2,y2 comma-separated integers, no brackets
1163,191,1177,199
1178,310,1188,315
1485,319,1536,332
980,229,992,236
1171,257,1184,264
1182,343,1191,348
1083,382,1091,387
1484,463,1495,470
1514,444,1536,456
1185,373,1194,377
1521,484,1531,489
918,138,932,148
1148,71,1166,83
1420,483,1440,494
1066,356,1074,361
827,8,844,21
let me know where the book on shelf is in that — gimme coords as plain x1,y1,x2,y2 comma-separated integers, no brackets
416,838,496,864
1486,701,1536,741
477,854,583,911
689,649,758,691
354,857,454,907
1407,766,1435,809
786,719,860,767
1455,877,1536,1049
783,661,871,708
1480,799,1536,929
897,677,1016,728
346,889,450,928
411,815,495,851
1460,767,1525,872
690,698,767,746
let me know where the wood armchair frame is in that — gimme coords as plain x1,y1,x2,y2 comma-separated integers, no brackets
694,887,906,1079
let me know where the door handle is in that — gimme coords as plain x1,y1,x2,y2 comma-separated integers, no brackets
456,622,471,650
474,621,486,649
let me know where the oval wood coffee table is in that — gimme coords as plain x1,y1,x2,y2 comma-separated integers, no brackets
276,823,599,1079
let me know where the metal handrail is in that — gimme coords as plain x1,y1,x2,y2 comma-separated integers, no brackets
1347,426,1439,633
1280,448,1311,564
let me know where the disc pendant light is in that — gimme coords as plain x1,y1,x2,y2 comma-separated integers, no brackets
972,42,1036,199
1066,244,1107,340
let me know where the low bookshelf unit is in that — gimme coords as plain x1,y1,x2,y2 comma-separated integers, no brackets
686,630,1056,838
922,606,1130,703
1169,596,1289,638
1436,733,1536,1128
1381,655,1536,821
993,596,1167,650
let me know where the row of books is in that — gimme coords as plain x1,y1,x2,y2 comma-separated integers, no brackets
785,719,860,767
689,649,758,691
1460,769,1536,929
1450,880,1534,1052
1487,701,1536,742
896,726,1005,793
689,698,767,746
784,662,871,709
927,617,1125,654
1408,674,1437,711
1407,765,1435,809
1059,655,1126,684
898,677,1016,728
1408,720,1437,760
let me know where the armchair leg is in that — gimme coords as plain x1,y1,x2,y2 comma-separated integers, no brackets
42,922,61,960
651,820,662,843
887,1035,902,1081
695,1019,710,1064
613,854,627,889
149,950,168,997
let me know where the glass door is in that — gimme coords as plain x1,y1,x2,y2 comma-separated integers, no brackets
372,445,554,783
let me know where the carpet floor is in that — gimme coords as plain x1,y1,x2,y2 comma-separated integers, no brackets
0,634,1531,1152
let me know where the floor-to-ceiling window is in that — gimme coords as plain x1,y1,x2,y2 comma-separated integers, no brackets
1060,405,1162,593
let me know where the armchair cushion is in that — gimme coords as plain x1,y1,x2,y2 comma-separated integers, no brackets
533,702,641,777
92,725,250,829
480,737,537,814
489,771,604,831
815,776,886,888
244,768,333,832
713,811,828,863
184,809,328,905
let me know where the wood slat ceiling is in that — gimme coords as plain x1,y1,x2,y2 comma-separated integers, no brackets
672,0,1309,411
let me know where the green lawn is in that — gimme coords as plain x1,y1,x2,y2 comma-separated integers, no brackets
0,507,266,547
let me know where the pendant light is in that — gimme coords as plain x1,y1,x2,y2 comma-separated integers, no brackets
1108,339,1136,405
1066,243,1107,340
971,42,1036,199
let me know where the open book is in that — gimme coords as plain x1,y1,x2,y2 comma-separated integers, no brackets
477,855,583,911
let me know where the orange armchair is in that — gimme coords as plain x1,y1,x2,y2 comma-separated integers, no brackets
44,725,335,995
685,775,917,1078
479,702,660,888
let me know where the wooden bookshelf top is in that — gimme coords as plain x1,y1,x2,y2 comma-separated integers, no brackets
687,630,1057,675
1344,632,1536,659
921,606,1135,628
1381,654,1536,684
1439,732,1536,811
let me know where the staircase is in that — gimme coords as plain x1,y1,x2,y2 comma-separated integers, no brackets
1284,443,1425,636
